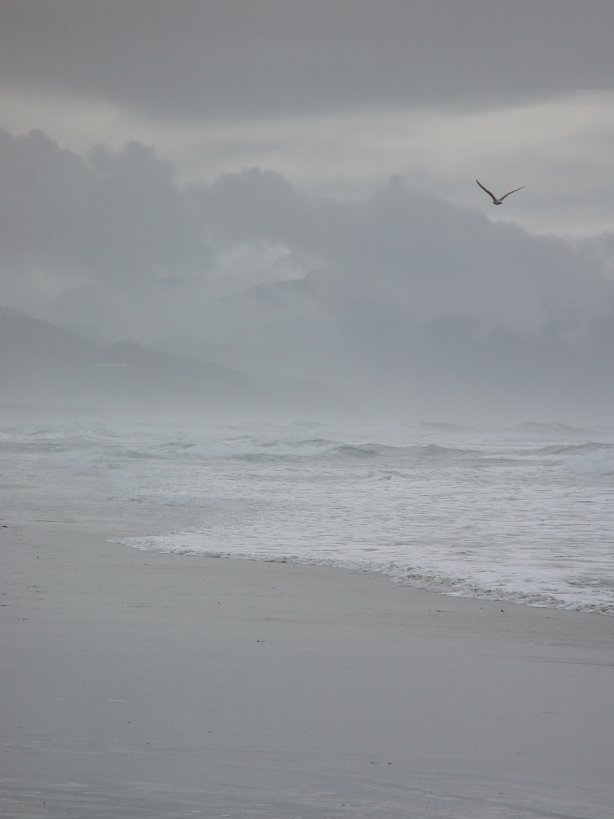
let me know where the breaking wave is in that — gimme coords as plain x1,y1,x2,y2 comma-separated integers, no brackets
3,415,614,613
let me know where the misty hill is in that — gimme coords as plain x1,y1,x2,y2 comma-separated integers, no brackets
152,271,614,422
0,307,340,414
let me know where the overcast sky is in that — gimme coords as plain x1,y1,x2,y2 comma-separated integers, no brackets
2,0,614,236
2,1,614,420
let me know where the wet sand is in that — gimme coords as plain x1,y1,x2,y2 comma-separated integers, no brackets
2,522,613,818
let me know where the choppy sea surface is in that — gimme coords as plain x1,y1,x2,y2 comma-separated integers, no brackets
2,413,613,613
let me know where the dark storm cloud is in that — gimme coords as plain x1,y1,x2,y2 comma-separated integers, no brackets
2,0,614,121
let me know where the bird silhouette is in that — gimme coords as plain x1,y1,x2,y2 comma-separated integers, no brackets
476,179,525,205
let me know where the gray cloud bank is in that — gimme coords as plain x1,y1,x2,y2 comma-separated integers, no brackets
3,2,614,240
3,1,614,120
2,128,614,422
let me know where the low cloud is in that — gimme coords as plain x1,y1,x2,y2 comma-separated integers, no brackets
0,129,211,306
2,128,613,420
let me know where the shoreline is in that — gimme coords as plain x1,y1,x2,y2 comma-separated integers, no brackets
2,521,614,817
120,537,614,617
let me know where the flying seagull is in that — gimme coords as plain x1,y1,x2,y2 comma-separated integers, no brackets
476,179,525,205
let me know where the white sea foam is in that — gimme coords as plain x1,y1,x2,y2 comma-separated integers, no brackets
2,414,613,613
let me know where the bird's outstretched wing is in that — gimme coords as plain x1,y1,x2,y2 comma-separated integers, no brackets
476,179,497,202
499,186,525,201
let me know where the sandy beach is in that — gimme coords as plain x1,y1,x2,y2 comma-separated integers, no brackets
2,522,613,818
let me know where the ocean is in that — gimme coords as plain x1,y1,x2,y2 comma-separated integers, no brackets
2,413,613,614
